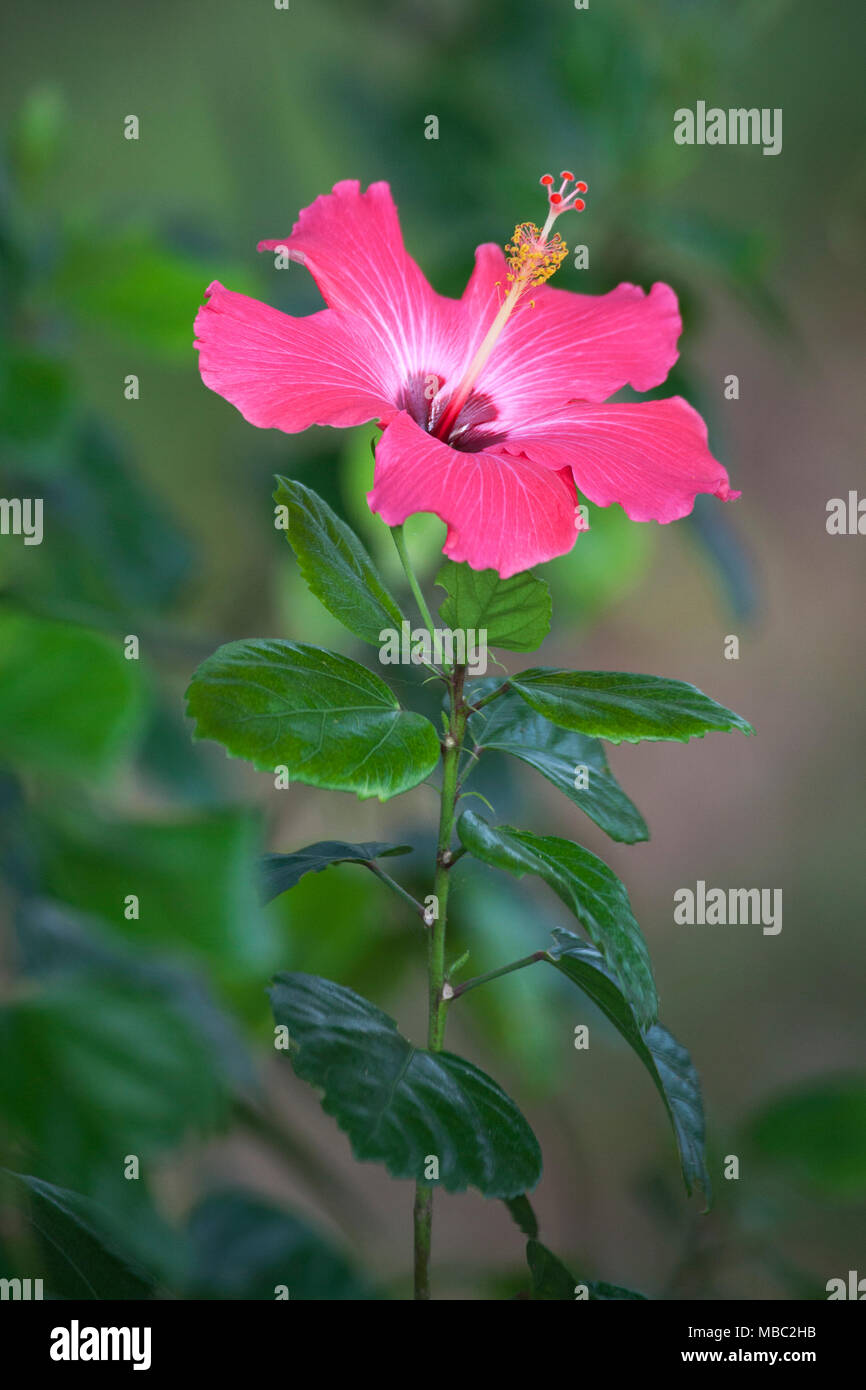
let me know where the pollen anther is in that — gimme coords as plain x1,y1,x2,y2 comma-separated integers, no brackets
506,222,569,289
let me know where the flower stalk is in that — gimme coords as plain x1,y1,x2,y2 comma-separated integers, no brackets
387,524,462,1297
414,620,469,1296
446,949,549,1001
390,524,438,643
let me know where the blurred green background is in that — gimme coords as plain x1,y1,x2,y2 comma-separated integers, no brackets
1,0,864,1299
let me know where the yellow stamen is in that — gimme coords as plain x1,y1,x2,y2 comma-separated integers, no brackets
505,222,568,289
432,177,585,443
434,227,567,440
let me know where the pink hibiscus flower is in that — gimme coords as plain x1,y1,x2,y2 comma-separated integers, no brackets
194,176,738,579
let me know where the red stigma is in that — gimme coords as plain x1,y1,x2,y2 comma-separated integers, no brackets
538,170,588,224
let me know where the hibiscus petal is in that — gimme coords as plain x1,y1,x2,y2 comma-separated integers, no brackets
367,410,579,579
461,245,682,416
504,397,739,524
258,180,464,383
194,281,397,431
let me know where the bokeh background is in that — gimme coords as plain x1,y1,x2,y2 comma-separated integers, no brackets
1,0,864,1299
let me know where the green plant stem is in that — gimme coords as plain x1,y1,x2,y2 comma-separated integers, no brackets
390,524,437,640
362,860,427,922
414,658,468,1299
428,671,466,1050
413,1186,433,1299
448,950,548,1001
466,679,511,713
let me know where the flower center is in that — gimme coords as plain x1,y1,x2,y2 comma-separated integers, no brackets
397,373,507,452
431,171,587,443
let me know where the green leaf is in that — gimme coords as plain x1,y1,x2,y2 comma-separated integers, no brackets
583,1278,648,1300
467,682,648,843
186,1190,377,1300
457,811,657,1028
510,669,754,744
186,639,440,802
526,1240,647,1300
547,930,709,1199
53,227,257,359
0,608,144,777
0,352,72,449
274,477,405,645
0,983,228,1194
743,1076,866,1198
261,840,412,904
15,898,257,1093
2,1173,157,1300
526,1239,575,1299
39,424,193,612
38,807,275,979
269,972,542,1198
435,561,551,652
